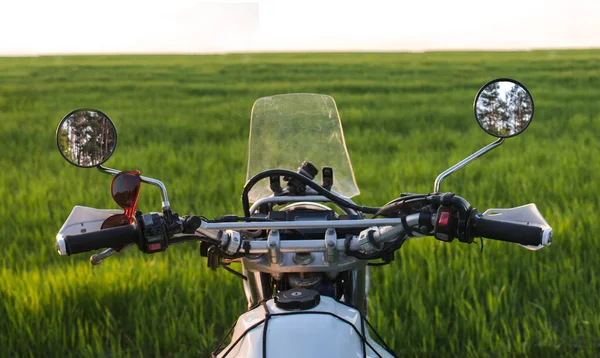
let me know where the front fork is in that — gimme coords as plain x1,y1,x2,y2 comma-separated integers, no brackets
242,265,273,309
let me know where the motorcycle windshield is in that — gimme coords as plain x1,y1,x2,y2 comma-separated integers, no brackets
246,93,360,202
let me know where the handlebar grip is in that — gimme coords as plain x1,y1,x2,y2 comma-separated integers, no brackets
62,224,139,255
471,216,548,246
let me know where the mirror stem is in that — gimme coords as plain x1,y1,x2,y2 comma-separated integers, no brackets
433,137,504,193
97,165,171,211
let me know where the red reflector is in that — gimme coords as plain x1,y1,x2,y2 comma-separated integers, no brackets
439,212,450,226
149,243,162,251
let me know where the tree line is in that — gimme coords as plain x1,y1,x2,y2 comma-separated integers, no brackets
476,82,533,136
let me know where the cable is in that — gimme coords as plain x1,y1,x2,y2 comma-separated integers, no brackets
210,215,275,223
169,234,218,245
367,261,390,267
381,193,430,208
209,215,307,240
242,169,381,217
220,264,248,280
373,195,429,218
477,213,485,253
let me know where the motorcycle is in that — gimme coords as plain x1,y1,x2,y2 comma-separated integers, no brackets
54,78,552,357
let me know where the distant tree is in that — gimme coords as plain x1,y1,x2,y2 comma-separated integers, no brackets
96,113,115,163
58,128,74,161
504,84,533,133
75,112,84,165
476,82,507,135
85,112,104,164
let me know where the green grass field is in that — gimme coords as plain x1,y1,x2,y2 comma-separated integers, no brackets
1,50,599,357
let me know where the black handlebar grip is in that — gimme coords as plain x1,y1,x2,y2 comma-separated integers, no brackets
471,216,544,246
63,224,139,255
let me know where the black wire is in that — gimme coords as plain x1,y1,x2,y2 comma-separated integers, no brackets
241,169,381,217
217,216,308,241
242,217,272,222
373,195,430,218
210,320,238,357
382,194,429,207
367,261,390,267
169,235,218,245
210,215,275,223
215,319,266,357
213,297,396,357
346,250,384,260
363,315,398,357
360,305,367,356
267,311,383,358
220,264,247,280
261,301,271,358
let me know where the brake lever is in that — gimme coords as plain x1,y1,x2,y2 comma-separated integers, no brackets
90,248,117,265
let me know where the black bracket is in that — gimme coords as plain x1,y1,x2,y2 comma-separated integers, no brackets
322,166,333,190
269,175,282,194
206,245,220,270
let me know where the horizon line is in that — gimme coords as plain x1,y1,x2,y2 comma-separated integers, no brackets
2,46,599,58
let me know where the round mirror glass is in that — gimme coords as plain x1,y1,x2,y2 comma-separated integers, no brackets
56,109,117,167
474,78,534,138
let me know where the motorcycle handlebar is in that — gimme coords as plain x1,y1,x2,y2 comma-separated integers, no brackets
56,202,552,257
470,216,551,247
58,224,140,255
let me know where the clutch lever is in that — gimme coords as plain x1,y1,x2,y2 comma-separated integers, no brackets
90,248,117,265
89,243,136,265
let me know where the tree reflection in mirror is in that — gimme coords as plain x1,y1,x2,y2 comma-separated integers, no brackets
474,79,534,138
57,109,117,167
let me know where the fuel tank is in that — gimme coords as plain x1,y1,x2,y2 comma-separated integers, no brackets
216,295,394,358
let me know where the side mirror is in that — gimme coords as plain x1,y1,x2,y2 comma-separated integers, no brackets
434,78,534,192
474,78,534,138
56,109,117,167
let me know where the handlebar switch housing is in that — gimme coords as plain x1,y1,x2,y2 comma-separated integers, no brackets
433,206,457,242
137,212,168,253
429,193,474,243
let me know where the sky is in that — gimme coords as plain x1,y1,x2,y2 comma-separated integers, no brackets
1,0,599,55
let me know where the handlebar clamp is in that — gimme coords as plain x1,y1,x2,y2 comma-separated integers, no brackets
357,228,383,253
221,230,242,256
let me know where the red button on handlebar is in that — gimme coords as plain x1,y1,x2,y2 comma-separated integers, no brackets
438,212,450,227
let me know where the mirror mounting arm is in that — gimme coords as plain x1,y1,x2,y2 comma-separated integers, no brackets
433,137,504,193
97,165,171,212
